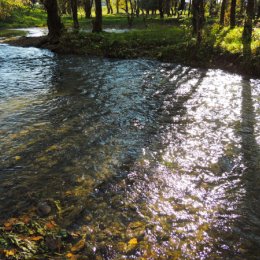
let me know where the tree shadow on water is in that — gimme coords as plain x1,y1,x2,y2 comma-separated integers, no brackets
239,78,260,258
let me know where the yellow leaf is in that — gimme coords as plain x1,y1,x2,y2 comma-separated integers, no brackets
4,249,15,257
128,238,138,246
15,156,21,161
30,236,43,241
66,253,78,260
71,239,85,252
46,145,58,152
127,238,138,251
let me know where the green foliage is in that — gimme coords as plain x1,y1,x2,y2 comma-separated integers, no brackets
0,0,33,21
207,24,260,54
0,5,46,29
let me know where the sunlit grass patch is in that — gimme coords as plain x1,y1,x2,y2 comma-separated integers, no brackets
211,26,260,54
0,29,26,38
0,7,47,29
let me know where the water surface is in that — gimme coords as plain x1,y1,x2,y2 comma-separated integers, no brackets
0,43,260,259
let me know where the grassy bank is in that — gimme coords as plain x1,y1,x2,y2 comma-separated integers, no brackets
0,29,26,38
51,23,259,77
1,9,259,76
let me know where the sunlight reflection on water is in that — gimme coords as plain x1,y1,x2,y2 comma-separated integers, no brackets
0,44,259,259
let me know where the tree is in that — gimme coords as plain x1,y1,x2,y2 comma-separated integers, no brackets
220,0,227,25
105,0,113,14
83,0,92,18
242,0,255,58
159,0,164,18
230,0,237,28
257,0,260,17
192,0,205,44
70,0,79,29
92,0,102,32
42,0,63,42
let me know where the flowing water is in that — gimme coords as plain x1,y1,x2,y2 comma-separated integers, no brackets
0,42,260,259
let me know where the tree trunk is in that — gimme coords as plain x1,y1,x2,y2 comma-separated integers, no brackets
165,0,171,16
242,0,254,58
220,0,227,25
159,0,164,18
70,0,79,29
43,0,63,42
84,0,92,18
230,0,237,28
66,0,72,14
255,0,259,17
192,0,205,45
92,0,102,32
116,0,119,13
188,0,192,16
106,0,113,14
240,0,245,15
59,0,67,15
135,0,140,16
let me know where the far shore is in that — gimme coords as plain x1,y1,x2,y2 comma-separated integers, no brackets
4,31,260,79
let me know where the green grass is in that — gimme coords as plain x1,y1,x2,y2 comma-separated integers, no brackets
0,29,26,38
1,6,259,75
207,24,260,55
0,7,47,29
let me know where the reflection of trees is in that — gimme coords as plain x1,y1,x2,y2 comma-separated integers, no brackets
240,79,260,251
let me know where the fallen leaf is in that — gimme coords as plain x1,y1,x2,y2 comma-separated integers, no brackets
127,238,138,251
30,236,43,241
66,252,78,260
3,249,16,257
71,239,85,252
4,218,17,231
15,156,21,161
128,238,138,246
45,220,56,230
46,145,58,152
21,215,31,224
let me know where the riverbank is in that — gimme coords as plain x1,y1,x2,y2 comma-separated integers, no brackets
5,25,260,78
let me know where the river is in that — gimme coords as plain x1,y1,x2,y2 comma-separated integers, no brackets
0,42,260,259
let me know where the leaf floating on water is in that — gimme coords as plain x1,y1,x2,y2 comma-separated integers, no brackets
71,239,85,253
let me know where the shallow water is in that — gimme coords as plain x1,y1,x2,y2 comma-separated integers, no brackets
10,27,48,37
10,27,130,37
0,43,260,259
